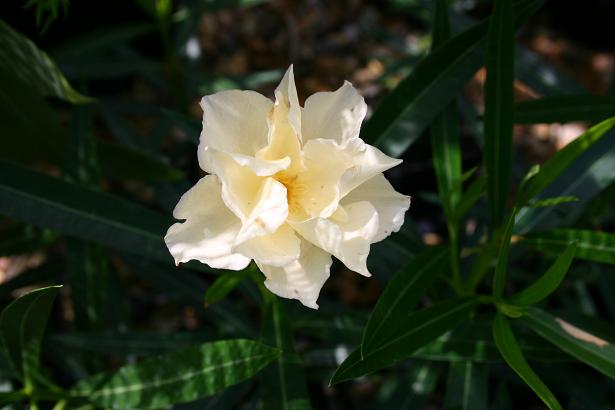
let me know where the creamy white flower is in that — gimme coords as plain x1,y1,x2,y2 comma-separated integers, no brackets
165,66,411,309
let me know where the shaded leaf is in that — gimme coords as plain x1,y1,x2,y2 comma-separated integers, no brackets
492,313,562,410
361,0,544,156
493,210,517,299
0,19,89,103
331,298,478,384
0,286,61,390
443,361,488,410
205,270,251,306
362,247,449,356
509,243,576,305
527,196,579,208
483,0,514,228
515,95,615,124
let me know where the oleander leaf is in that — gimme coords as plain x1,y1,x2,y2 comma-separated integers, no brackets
522,229,615,265
515,95,615,124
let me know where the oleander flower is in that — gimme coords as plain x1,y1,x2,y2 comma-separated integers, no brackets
165,66,410,309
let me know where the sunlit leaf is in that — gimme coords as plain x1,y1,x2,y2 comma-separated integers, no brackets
521,308,615,379
72,339,279,409
522,229,615,265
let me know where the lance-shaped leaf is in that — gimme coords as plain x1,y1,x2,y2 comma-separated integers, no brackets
260,299,311,410
0,286,61,390
361,0,545,156
0,161,173,263
493,209,517,299
72,339,279,409
483,0,515,228
362,247,449,356
516,117,615,207
0,19,89,103
520,308,615,379
332,298,478,384
443,361,488,410
492,313,562,410
522,229,615,265
430,0,462,218
515,95,615,124
205,270,251,306
509,243,576,305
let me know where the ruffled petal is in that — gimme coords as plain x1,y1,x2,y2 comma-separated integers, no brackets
338,139,402,198
256,65,303,175
164,175,250,270
290,201,379,276
302,81,367,145
257,239,332,309
342,174,411,242
234,223,300,267
197,90,273,174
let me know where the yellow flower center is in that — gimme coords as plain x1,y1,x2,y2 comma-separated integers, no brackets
276,173,306,215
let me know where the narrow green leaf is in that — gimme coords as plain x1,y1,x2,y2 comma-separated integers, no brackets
520,308,615,379
430,0,462,218
522,229,615,265
509,243,576,305
493,209,517,299
483,0,515,228
362,247,449,356
292,312,366,344
0,19,90,103
515,95,615,124
453,175,486,222
443,361,488,410
49,331,208,356
205,270,250,306
413,318,568,363
260,299,311,410
0,160,172,263
72,339,279,409
0,286,61,389
331,298,478,384
517,117,615,206
362,0,544,156
527,196,578,208
492,312,562,410
376,362,441,410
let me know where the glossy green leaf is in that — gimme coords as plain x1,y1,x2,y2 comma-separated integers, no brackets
430,0,462,219
331,298,478,384
361,0,544,156
509,243,576,305
522,229,615,265
0,160,172,263
527,196,579,208
205,270,251,306
521,308,615,379
362,247,449,356
516,117,615,207
492,313,562,410
0,286,61,388
0,19,90,103
483,0,515,228
260,299,311,410
72,339,279,409
453,175,486,222
413,318,568,363
443,361,488,410
493,209,517,299
515,95,615,124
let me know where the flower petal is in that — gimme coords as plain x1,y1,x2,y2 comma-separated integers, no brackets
257,239,332,309
198,90,273,174
338,139,403,198
343,174,411,242
234,223,300,267
164,175,250,270
302,81,367,145
291,201,379,276
256,65,303,175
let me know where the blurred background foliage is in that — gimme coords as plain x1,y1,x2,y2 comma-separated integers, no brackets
0,0,614,408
